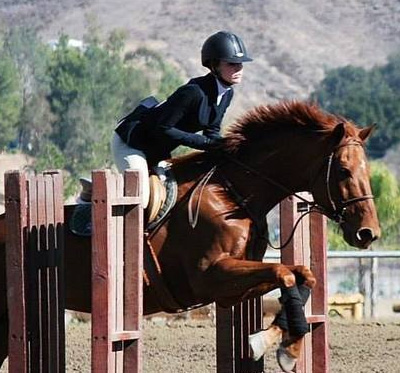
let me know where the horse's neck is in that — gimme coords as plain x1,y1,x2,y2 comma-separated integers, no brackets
221,144,325,216
219,161,288,218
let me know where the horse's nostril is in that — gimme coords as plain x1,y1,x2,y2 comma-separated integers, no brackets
356,227,376,243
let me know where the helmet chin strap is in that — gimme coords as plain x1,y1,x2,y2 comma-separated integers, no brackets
211,67,233,87
217,76,233,87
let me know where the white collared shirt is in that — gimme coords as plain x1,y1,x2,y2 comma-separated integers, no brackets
216,78,232,106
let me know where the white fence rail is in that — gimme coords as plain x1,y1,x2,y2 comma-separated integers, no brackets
264,250,400,318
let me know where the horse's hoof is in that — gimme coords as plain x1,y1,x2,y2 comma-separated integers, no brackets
276,344,297,372
249,332,266,361
249,326,281,361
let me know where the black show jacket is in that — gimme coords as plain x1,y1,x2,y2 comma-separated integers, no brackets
121,73,233,166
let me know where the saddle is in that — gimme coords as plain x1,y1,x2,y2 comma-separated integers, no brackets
69,163,177,236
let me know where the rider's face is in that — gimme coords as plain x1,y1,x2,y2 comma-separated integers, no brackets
217,61,243,85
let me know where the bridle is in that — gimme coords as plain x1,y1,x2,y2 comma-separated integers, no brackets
322,141,374,224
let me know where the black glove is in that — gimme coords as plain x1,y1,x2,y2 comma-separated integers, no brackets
204,136,225,151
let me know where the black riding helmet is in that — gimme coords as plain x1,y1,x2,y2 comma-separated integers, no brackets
201,31,253,68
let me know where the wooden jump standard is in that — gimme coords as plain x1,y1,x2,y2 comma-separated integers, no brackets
6,170,65,373
5,169,143,373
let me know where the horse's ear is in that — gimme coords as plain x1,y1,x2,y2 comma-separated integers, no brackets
359,123,377,142
330,122,346,146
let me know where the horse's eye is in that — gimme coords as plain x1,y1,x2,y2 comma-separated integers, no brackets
338,167,351,180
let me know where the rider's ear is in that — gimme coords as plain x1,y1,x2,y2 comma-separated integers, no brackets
359,123,377,142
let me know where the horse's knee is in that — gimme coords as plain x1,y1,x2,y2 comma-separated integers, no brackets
304,276,317,289
291,265,316,289
276,265,296,288
300,267,316,289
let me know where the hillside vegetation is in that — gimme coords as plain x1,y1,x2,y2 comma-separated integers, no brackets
1,0,400,120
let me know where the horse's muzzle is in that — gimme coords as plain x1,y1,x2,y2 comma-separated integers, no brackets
355,227,379,248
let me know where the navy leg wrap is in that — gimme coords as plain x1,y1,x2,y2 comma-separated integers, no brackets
274,284,311,336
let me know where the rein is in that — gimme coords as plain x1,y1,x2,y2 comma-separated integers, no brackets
218,155,317,249
188,166,218,228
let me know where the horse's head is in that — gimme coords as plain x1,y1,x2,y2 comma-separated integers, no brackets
310,122,381,249
223,101,381,250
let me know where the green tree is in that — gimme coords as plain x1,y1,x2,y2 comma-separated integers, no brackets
43,31,183,195
47,34,87,150
3,26,52,152
1,24,185,197
0,52,21,149
311,55,400,158
369,161,400,246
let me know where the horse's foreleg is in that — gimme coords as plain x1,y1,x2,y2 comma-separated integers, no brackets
248,284,312,367
272,284,312,371
204,258,315,305
249,285,310,362
202,258,315,371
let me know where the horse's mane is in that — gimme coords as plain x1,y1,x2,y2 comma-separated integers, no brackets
223,100,357,153
171,100,359,167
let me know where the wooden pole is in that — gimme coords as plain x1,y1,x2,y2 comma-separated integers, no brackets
5,171,65,373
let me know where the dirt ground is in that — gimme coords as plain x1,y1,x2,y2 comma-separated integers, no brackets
1,315,399,373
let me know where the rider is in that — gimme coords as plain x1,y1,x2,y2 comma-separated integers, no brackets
111,30,252,207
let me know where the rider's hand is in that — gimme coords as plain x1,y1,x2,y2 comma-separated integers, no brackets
204,136,225,151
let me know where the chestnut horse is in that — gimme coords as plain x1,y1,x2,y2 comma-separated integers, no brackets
0,101,380,371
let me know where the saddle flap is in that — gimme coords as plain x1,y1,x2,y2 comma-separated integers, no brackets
147,175,167,224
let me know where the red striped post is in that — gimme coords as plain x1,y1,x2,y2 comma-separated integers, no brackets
216,297,264,373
